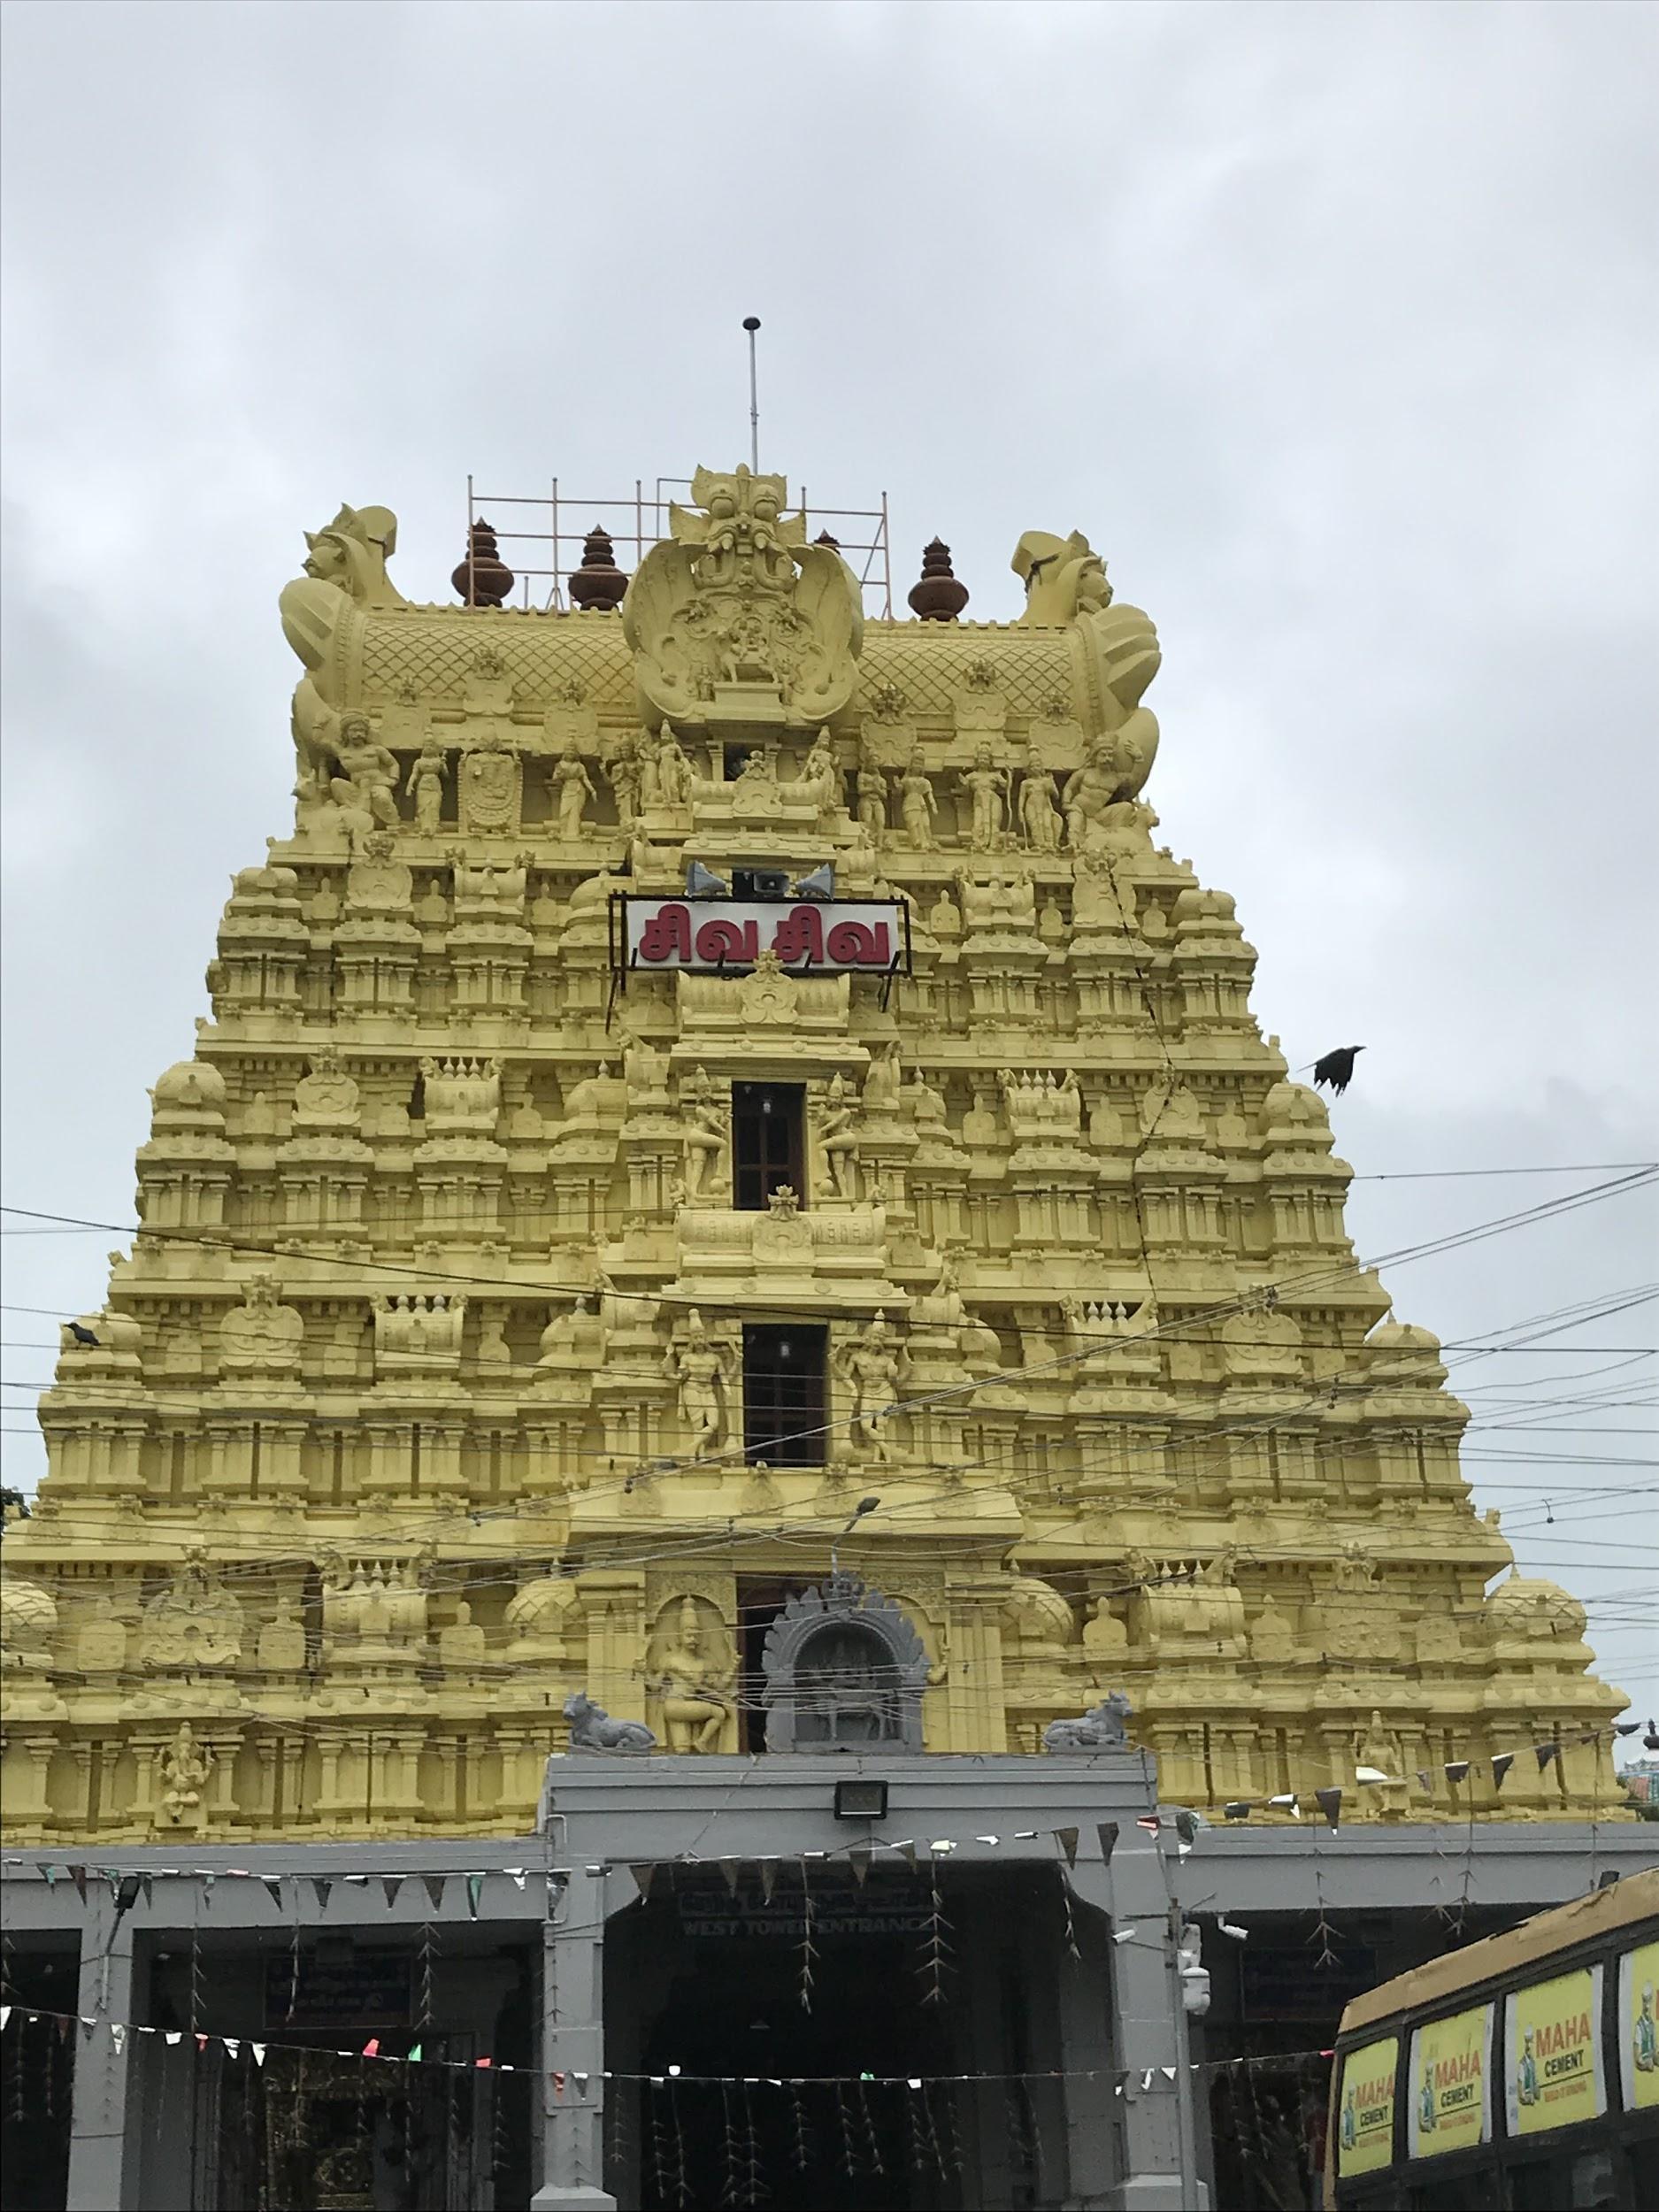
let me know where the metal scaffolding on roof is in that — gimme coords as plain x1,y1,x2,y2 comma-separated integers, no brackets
463,475,894,619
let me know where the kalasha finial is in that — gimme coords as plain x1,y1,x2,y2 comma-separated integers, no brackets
567,526,628,612
452,518,514,607
908,537,969,622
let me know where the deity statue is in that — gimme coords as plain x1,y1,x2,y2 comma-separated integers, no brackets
656,730,694,807
664,1311,737,1455
1011,529,1112,626
650,1597,733,1754
75,1594,129,1674
159,1724,213,1826
457,726,521,836
897,751,937,849
856,764,890,840
678,1068,728,1202
798,731,843,817
812,1072,863,1201
219,1275,304,1379
438,1601,489,1671
1018,769,1063,853
552,740,595,839
1061,736,1120,852
834,1312,910,1463
1081,1597,1129,1659
604,733,641,827
328,713,400,831
257,1598,307,1672
139,1551,243,1671
864,1040,902,1113
959,745,1010,849
404,739,447,833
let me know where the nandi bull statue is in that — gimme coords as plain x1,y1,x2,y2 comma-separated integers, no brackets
564,1691,657,1754
1042,1689,1133,1755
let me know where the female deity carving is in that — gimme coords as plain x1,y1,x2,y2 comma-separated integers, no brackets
897,751,937,849
1018,769,1063,853
604,734,641,827
552,741,595,839
404,740,447,833
856,764,890,840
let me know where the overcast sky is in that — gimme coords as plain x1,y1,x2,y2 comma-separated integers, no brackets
3,1,1654,1732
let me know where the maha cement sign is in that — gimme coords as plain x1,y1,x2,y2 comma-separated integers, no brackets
1506,1965,1605,2136
1407,2004,1492,2159
1619,1941,1659,2112
1336,2037,1397,2177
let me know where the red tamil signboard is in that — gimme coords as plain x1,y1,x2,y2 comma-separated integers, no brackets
615,895,906,975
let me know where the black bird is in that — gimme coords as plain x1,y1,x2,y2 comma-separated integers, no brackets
66,1321,100,1347
1311,1046,1365,1097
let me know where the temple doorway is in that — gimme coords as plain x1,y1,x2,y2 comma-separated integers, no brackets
603,1864,1089,2210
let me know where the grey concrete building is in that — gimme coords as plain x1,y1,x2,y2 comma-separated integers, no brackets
2,1750,1655,2211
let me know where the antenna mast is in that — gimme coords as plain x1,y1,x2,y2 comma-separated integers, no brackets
742,316,761,472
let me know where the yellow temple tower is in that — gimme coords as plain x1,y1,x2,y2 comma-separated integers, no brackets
0,471,1627,1841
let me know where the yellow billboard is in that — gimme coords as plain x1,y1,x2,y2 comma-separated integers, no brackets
1407,2004,1492,2159
1506,1965,1604,2136
1618,1941,1659,2112
1336,2037,1398,2176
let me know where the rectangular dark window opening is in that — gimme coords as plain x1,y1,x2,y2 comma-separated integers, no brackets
732,1081,805,1211
742,1323,826,1469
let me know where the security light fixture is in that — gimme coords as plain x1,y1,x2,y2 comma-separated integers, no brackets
833,1778,888,1822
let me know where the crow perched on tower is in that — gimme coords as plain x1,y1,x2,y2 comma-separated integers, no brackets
66,1321,100,1347
1311,1046,1365,1097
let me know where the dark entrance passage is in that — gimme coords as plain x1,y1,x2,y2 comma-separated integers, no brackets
604,1864,1097,2210
0,1947,77,2212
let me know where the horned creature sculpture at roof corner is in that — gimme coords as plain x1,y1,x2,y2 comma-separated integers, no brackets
621,463,866,733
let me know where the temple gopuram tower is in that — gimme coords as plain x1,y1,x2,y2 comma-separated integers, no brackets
1,471,1627,1841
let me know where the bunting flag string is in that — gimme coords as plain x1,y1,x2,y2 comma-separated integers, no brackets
0,2003,1339,2085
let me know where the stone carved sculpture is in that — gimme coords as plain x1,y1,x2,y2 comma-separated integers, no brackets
649,1597,733,1753
1001,1067,1084,1144
811,1072,864,1201
664,1310,738,1455
624,465,864,728
563,1692,657,1754
219,1276,304,1378
1012,530,1112,626
959,745,1010,849
291,1046,360,1130
678,1067,729,1202
833,1312,909,1463
404,740,447,833
760,1572,930,1753
374,1295,467,1374
76,1594,130,1673
1018,770,1064,853
257,1599,307,1672
457,726,521,836
419,1056,501,1133
1043,1691,1133,1754
552,741,595,838
855,764,890,840
897,751,938,849
139,1552,243,1672
158,1724,214,1826
0,1576,59,1671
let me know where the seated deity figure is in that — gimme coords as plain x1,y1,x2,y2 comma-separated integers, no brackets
329,714,400,830
650,1598,732,1753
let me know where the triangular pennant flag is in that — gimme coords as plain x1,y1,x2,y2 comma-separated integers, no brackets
381,1877,403,1910
1535,1742,1561,1771
847,1847,871,1887
222,2038,239,2059
196,2035,209,2053
1054,1827,1079,1868
165,2031,182,2047
895,1841,918,1870
103,1870,122,1901
1267,1794,1298,1815
1355,1766,1390,1786
1223,1802,1252,1822
508,1870,526,1891
465,1874,484,1919
408,2043,422,2062
1614,1719,1641,1736
1135,1816,1161,1837
1096,1822,1119,1862
362,2037,380,2059
422,1875,446,1911
475,2055,492,2070
39,1863,58,1888
311,1878,333,1912
0,2007,9,2032
140,1874,154,1909
719,1860,741,1897
200,1873,215,1904
1491,1754,1514,1790
1445,1761,1471,1785
343,1874,368,1889
628,1864,656,1900
69,1866,88,1905
1416,1770,1432,1793
757,1861,778,1901
263,1879,284,1913
1314,1787,1343,1830
251,2043,266,2068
